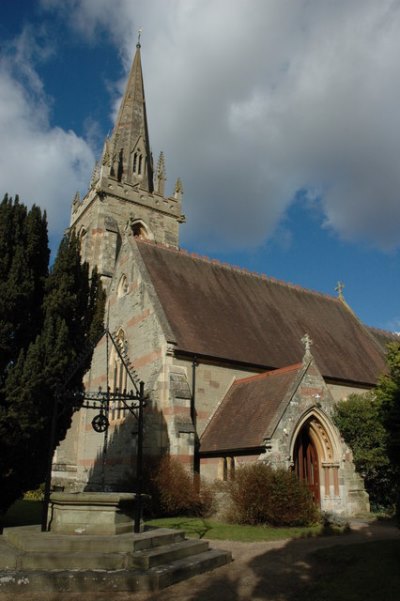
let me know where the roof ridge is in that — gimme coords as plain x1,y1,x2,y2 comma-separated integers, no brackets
367,325,399,337
136,239,339,302
235,362,304,385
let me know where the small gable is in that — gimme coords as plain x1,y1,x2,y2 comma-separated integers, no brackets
200,363,304,453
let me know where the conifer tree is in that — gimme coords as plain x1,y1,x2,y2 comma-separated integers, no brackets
0,194,49,381
0,196,105,515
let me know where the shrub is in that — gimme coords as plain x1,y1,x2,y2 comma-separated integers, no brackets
145,456,215,518
24,483,45,501
225,462,319,526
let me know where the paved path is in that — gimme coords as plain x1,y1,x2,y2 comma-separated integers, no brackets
0,520,398,601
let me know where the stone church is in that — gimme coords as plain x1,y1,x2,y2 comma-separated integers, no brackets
53,41,395,516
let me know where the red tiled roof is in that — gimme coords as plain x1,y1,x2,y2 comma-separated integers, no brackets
200,364,303,452
136,241,386,385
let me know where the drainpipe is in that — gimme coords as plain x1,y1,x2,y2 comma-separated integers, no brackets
191,356,200,475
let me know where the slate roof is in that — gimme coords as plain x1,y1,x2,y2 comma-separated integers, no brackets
136,240,386,385
200,364,304,453
367,327,399,354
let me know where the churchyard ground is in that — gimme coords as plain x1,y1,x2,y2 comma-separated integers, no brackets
1,500,399,601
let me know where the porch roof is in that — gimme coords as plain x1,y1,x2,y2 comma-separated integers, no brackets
200,363,303,453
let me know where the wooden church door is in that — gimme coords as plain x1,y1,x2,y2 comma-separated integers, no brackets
294,426,321,505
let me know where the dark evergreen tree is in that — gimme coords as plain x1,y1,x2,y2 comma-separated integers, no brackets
0,194,49,381
0,196,105,516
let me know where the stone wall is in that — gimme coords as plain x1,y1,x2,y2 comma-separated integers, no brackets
54,235,171,491
70,174,182,280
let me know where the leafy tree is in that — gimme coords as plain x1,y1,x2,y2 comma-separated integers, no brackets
0,195,105,516
375,341,400,517
334,391,397,510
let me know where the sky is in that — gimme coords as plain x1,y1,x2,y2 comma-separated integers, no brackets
0,0,399,332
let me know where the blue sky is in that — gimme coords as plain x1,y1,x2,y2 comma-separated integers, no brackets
1,0,399,332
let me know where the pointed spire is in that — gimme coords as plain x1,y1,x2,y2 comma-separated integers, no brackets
90,162,100,189
101,137,112,167
174,177,183,200
137,27,142,48
71,191,81,213
110,37,153,191
155,151,167,195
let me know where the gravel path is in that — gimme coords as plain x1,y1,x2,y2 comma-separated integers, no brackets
0,520,398,601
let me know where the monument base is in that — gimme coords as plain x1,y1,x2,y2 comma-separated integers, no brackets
49,492,140,535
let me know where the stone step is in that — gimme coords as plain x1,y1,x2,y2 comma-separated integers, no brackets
12,538,209,571
17,550,128,571
155,548,232,590
3,525,185,554
0,549,232,593
0,525,232,593
131,539,210,569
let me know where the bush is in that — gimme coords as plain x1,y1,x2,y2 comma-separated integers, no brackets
225,463,319,526
24,483,45,501
145,456,215,518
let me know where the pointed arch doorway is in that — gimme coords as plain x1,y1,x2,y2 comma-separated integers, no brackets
293,422,321,505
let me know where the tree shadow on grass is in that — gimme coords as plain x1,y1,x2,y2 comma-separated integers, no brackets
151,518,213,539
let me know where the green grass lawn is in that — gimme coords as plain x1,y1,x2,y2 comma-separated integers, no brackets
3,501,330,542
145,516,326,541
300,539,400,601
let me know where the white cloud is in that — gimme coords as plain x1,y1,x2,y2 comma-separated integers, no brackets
41,0,400,252
0,28,95,243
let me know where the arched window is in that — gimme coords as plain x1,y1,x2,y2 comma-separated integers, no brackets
128,217,154,241
110,329,128,421
117,274,129,298
131,220,148,239
220,456,235,481
133,151,143,175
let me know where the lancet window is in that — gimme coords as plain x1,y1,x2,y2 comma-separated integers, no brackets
110,329,128,421
133,151,143,175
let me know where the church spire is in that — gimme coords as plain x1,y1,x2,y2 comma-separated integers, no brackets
109,35,154,191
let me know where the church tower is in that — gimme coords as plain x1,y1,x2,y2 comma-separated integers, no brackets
69,39,185,284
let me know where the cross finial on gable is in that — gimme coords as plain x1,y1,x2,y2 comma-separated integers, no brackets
301,333,313,361
335,281,345,299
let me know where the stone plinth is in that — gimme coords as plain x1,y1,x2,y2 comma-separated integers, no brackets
49,492,139,535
